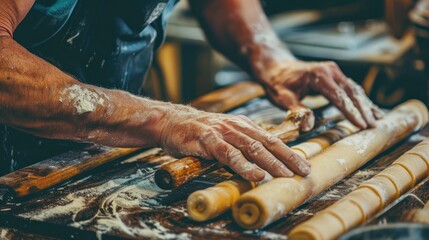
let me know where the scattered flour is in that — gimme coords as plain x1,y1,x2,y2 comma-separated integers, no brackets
276,203,286,215
336,158,346,166
318,188,342,201
17,167,185,239
338,131,376,155
292,208,314,216
409,134,428,143
171,206,189,217
19,195,87,221
60,85,105,114
261,231,288,240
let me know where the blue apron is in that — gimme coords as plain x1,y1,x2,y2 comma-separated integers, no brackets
1,0,178,175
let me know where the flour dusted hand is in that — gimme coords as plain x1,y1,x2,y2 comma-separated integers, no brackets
157,104,310,181
254,60,384,129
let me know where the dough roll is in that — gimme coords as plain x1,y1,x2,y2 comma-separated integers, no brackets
187,120,359,222
289,138,429,240
187,176,256,221
233,100,428,229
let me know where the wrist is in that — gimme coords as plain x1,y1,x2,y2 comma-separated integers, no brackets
242,38,296,82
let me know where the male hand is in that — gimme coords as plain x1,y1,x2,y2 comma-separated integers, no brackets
256,60,384,130
157,104,310,181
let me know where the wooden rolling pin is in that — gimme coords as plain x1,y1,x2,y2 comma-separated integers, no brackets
189,81,265,113
232,100,429,229
154,108,312,190
186,120,359,222
0,147,140,202
0,81,265,202
289,138,429,240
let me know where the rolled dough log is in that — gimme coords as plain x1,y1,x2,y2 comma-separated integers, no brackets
358,175,398,208
187,176,256,221
378,164,413,196
233,100,428,229
187,120,357,222
393,153,428,185
289,137,429,240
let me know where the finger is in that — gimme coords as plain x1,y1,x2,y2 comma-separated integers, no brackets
200,130,265,181
311,75,367,129
265,86,315,132
329,63,382,126
372,105,385,119
223,118,311,176
221,126,294,178
361,98,384,120
339,78,377,128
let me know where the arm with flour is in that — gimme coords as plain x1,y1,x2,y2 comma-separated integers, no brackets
0,1,311,181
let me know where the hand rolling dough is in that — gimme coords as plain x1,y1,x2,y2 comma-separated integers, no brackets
187,120,358,222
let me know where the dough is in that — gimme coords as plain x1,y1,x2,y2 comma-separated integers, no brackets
187,120,357,222
233,100,428,229
291,142,324,159
378,164,413,195
326,198,364,229
289,136,429,240
358,175,398,208
187,176,256,222
393,153,428,185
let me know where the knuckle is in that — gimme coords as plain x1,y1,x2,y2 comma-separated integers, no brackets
264,134,281,145
248,141,264,156
225,148,242,163
286,153,299,164
265,157,279,167
237,115,251,121
199,129,220,144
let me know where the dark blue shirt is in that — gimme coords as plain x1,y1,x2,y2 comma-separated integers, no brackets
15,0,178,94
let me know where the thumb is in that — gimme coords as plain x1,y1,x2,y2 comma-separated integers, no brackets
265,86,315,132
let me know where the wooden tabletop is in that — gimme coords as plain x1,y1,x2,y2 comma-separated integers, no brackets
0,99,428,240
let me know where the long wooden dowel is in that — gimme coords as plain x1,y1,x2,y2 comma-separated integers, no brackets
186,120,359,222
289,138,429,240
232,100,429,229
154,108,312,190
0,147,140,202
0,81,265,202
189,81,265,113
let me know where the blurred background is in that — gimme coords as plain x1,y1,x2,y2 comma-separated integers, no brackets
145,0,429,109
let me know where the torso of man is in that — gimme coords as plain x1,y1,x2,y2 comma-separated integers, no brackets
0,0,178,175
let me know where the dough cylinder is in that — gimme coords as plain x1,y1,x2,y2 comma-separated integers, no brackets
289,138,429,240
187,176,256,221
233,100,428,229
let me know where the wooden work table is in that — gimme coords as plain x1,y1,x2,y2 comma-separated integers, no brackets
0,98,428,240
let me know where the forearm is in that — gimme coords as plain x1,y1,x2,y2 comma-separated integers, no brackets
0,36,169,148
189,0,295,76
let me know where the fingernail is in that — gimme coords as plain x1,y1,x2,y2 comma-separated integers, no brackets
356,116,367,129
300,163,311,175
